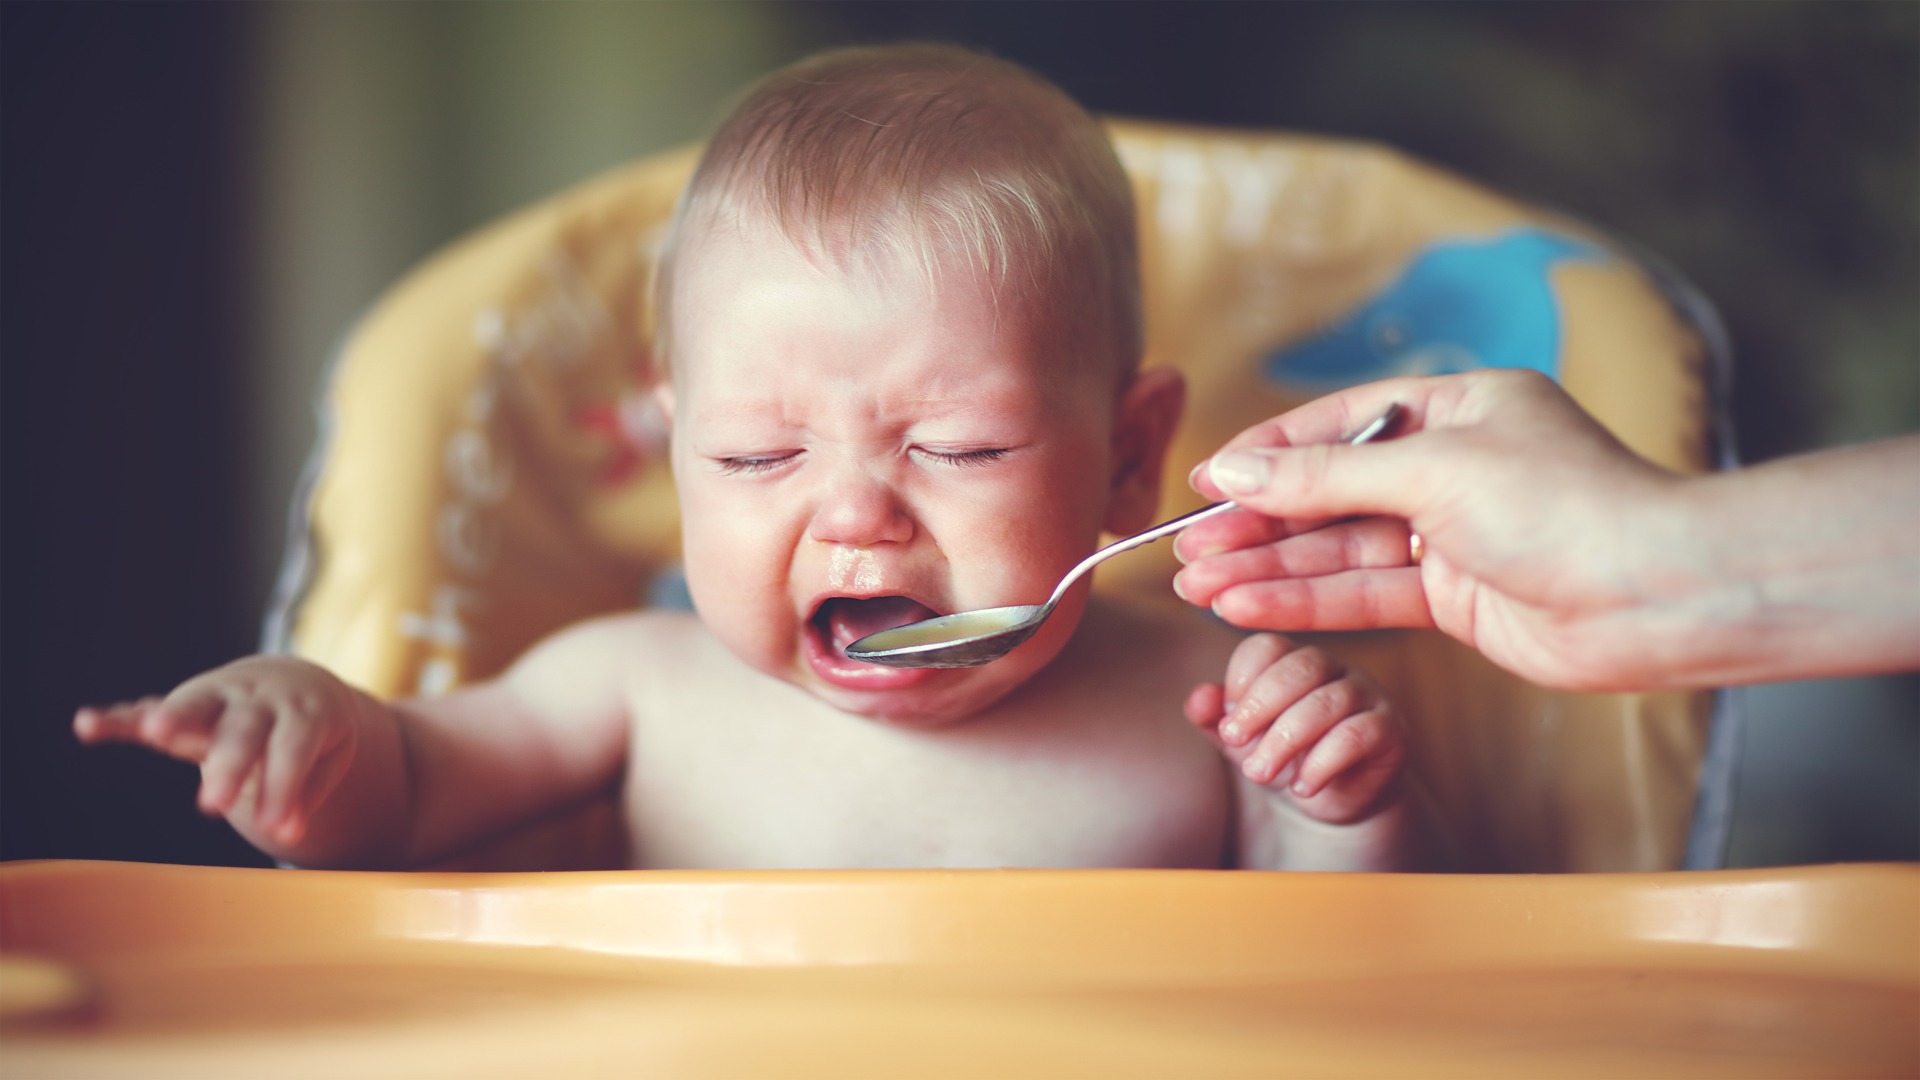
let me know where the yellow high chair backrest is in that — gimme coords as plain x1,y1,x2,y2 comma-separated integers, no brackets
266,120,1729,873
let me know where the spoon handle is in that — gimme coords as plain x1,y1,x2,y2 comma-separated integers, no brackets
1043,402,1404,609
1103,500,1239,561
1044,502,1231,608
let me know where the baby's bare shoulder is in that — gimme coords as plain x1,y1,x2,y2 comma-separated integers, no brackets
508,608,725,686
537,607,703,647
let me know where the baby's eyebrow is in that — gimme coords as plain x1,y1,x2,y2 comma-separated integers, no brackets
887,393,1025,418
684,395,808,431
692,389,1036,430
884,373,1049,416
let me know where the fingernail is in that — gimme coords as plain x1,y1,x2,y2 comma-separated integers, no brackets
1219,722,1241,743
1171,572,1191,601
1209,450,1271,496
1186,461,1208,492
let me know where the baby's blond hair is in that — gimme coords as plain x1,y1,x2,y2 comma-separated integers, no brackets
656,44,1141,386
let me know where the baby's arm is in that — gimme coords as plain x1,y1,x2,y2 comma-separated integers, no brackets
73,617,635,868
1185,634,1412,871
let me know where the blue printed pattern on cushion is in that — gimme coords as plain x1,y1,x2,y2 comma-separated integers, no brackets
1265,228,1605,389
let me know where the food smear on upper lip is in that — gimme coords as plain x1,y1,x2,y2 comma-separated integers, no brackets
816,596,940,652
826,546,885,594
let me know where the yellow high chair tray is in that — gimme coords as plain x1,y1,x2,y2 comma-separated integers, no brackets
2,861,1915,1078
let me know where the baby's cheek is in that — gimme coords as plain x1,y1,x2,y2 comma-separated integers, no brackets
696,594,798,680
678,552,781,663
961,511,1100,600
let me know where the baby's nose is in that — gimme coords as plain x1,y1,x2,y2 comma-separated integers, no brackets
807,468,914,547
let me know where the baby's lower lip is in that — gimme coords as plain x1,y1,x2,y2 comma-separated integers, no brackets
802,614,938,692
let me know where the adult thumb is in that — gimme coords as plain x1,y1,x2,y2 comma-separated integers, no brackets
1206,441,1417,522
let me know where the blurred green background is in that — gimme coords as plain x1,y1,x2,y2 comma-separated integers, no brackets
4,1,1914,867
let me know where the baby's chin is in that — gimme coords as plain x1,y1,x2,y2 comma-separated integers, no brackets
806,670,1033,728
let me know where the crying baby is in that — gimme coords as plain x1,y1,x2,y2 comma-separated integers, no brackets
75,44,1417,873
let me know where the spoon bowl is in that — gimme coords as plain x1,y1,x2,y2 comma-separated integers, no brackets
843,605,1048,669
845,403,1403,669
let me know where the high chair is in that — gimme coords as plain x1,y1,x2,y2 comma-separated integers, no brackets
21,121,1910,1080
262,120,1737,874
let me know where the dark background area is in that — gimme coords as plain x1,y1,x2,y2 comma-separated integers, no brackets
5,3,260,865
4,1,1915,869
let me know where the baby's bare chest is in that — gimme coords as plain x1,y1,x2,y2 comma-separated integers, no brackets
618,685,1232,870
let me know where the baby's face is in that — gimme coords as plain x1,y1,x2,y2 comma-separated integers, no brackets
664,224,1121,726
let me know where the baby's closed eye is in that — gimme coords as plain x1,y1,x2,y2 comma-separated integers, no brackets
712,450,803,476
912,446,1013,469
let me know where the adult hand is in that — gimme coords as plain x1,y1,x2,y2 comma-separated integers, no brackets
1173,369,1920,691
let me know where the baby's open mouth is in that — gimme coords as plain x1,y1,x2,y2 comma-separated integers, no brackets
813,596,940,655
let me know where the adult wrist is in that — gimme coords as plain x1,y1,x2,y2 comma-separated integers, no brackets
1627,445,1920,686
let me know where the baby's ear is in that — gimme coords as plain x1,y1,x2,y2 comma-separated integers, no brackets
1104,367,1185,535
650,379,676,426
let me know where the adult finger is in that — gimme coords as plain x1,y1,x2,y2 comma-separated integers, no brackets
1214,368,1562,464
1215,377,1445,456
1203,435,1440,527
1173,504,1330,566
1208,569,1435,633
1189,369,1546,507
1175,518,1416,608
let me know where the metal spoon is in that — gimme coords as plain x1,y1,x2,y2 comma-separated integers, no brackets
845,403,1403,668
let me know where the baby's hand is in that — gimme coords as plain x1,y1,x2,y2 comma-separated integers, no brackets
1185,634,1405,824
73,656,362,846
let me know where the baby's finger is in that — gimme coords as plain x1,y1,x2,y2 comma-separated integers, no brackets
138,690,225,762
257,712,346,839
1291,709,1404,804
280,736,357,846
1238,675,1364,783
1220,642,1340,749
1184,682,1226,730
72,698,163,745
1220,634,1295,704
196,703,272,816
